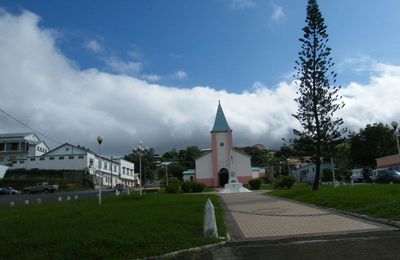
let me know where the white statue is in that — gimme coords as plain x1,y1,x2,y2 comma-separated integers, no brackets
221,152,251,193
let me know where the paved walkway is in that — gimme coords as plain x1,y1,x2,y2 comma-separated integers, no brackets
219,191,395,240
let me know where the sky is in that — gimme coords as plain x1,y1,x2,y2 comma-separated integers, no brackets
1,0,400,156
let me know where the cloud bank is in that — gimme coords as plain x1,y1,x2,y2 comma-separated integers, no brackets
0,10,399,155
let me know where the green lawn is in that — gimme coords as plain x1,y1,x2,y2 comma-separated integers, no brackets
0,193,226,259
269,184,400,221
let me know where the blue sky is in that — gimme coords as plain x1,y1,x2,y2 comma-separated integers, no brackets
4,0,400,91
1,0,400,154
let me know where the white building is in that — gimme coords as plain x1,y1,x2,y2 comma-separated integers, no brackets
292,163,333,183
10,143,137,187
0,133,49,165
195,102,255,187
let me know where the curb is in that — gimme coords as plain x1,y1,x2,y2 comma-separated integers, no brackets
266,193,400,229
141,240,226,260
328,207,400,229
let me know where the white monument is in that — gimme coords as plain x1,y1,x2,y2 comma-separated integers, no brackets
221,154,251,193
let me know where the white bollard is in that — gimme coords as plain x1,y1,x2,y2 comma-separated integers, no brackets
37,199,42,204
24,200,29,206
351,179,354,186
74,195,78,200
58,196,62,202
9,201,14,207
115,190,120,196
67,196,71,201
203,198,218,238
127,189,130,195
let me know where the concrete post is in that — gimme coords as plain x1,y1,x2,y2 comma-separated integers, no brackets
204,198,218,238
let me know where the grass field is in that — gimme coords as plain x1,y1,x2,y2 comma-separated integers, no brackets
269,184,400,221
0,193,226,259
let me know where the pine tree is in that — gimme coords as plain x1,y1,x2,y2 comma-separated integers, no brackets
293,0,345,191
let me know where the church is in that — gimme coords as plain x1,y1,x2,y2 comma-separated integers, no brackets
195,102,254,187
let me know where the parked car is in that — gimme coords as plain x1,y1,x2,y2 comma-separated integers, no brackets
144,180,160,188
370,168,388,182
375,170,400,184
0,187,21,195
350,168,364,182
114,183,130,192
24,182,59,193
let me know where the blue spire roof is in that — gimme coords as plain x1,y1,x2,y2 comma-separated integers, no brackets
212,102,231,132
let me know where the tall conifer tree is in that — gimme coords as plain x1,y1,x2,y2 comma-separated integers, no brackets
293,0,344,190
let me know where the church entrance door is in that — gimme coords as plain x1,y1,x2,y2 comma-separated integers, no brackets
219,168,229,187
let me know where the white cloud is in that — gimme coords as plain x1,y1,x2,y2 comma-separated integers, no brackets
0,10,399,156
173,70,187,80
270,2,285,24
103,56,142,75
84,39,103,53
143,74,161,82
339,54,377,73
230,0,257,10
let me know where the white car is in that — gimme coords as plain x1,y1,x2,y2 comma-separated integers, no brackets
350,168,364,182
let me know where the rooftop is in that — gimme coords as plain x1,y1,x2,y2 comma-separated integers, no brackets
211,102,231,132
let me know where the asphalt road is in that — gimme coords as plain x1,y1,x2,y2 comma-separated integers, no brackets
193,230,400,260
0,189,117,205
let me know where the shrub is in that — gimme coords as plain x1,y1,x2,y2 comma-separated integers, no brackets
190,181,205,193
165,179,181,193
273,176,295,189
261,174,275,184
248,178,262,190
180,181,205,193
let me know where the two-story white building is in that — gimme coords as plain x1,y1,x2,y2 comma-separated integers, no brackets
10,143,137,187
0,133,49,165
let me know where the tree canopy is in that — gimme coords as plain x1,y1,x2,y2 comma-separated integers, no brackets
293,0,344,190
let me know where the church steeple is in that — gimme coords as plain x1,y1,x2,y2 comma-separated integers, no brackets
212,101,231,132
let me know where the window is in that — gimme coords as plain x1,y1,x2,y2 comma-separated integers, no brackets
19,160,24,163
69,156,74,159
0,157,3,162
78,155,84,159
20,143,26,151
40,157,45,161
220,142,224,147
89,158,94,166
59,156,64,160
0,143,4,151
30,158,35,161
49,157,54,160
7,143,19,151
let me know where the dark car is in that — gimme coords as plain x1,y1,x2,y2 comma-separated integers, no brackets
0,187,21,195
114,183,130,192
376,170,400,184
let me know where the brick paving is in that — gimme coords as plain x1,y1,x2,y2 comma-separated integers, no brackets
220,191,395,240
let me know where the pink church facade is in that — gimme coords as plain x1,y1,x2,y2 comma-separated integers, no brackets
195,103,253,187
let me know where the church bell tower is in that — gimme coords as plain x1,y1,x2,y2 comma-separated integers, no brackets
211,102,233,186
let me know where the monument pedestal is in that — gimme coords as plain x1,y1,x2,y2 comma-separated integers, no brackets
221,177,251,193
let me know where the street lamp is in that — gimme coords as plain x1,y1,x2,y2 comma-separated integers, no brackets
96,135,104,205
133,141,149,196
391,121,400,155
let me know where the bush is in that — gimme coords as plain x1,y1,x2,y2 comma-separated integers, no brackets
165,179,181,193
180,181,205,193
273,176,295,189
181,181,191,193
261,174,275,184
248,178,262,190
